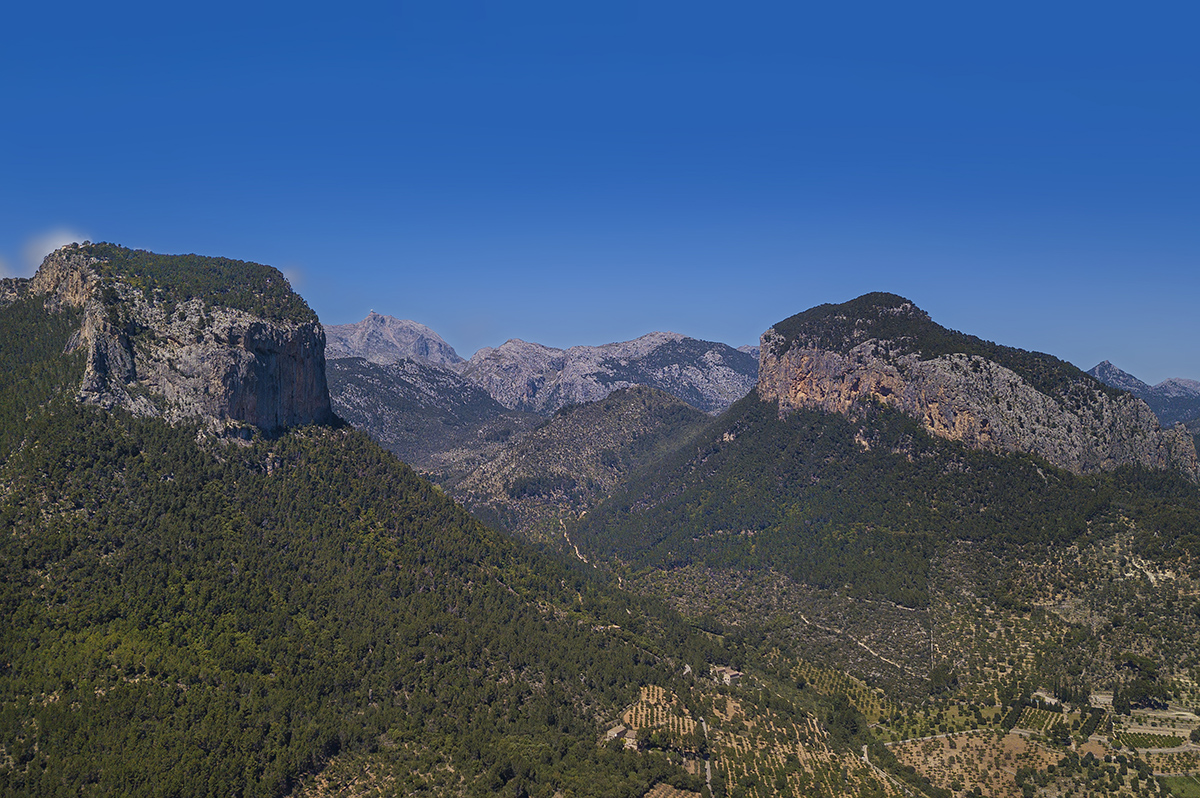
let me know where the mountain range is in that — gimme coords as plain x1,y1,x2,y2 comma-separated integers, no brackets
323,313,759,476
325,313,759,414
6,243,1200,798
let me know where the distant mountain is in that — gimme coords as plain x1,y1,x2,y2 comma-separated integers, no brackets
1088,360,1200,428
325,324,755,476
461,331,758,415
325,311,465,369
1086,360,1152,395
326,356,540,479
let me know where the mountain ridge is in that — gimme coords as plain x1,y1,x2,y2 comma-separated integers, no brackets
759,293,1198,479
461,330,758,415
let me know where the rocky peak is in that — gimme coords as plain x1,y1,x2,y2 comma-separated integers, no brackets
1088,361,1200,428
1155,377,1200,399
324,312,465,370
1086,361,1152,395
759,294,1198,480
28,243,332,434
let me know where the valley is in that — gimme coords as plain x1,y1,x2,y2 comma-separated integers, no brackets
3,245,1200,797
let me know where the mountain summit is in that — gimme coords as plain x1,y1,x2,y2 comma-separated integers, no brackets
22,243,332,433
324,312,465,369
1088,360,1200,429
1086,360,1152,395
758,293,1198,478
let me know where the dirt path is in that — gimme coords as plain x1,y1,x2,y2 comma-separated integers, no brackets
863,744,916,797
560,519,592,566
794,610,920,676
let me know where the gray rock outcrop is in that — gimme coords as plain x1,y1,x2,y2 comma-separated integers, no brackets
29,245,332,433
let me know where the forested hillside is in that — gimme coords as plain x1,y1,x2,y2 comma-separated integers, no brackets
574,393,1200,606
0,405,721,796
0,261,718,796
454,386,710,544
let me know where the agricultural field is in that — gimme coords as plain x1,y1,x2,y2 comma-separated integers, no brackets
789,657,900,724
1118,732,1185,749
889,730,1059,798
615,529,1200,797
1163,775,1200,798
613,679,900,798
643,784,703,798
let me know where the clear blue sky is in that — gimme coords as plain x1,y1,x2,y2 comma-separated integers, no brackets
3,2,1198,383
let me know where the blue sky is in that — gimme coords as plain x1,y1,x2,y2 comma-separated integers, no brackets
3,2,1198,383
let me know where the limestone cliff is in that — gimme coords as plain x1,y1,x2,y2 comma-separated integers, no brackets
758,294,1198,479
28,243,332,433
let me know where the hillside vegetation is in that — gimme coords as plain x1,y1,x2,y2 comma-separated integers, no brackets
87,242,316,324
454,386,710,543
573,392,1200,606
0,277,717,797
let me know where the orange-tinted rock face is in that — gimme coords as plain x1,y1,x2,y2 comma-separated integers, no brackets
758,328,1198,480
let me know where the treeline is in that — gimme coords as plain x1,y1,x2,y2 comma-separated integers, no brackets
85,242,316,324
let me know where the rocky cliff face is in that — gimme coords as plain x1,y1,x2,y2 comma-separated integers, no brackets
758,296,1199,479
324,312,465,369
29,244,332,433
461,331,758,415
